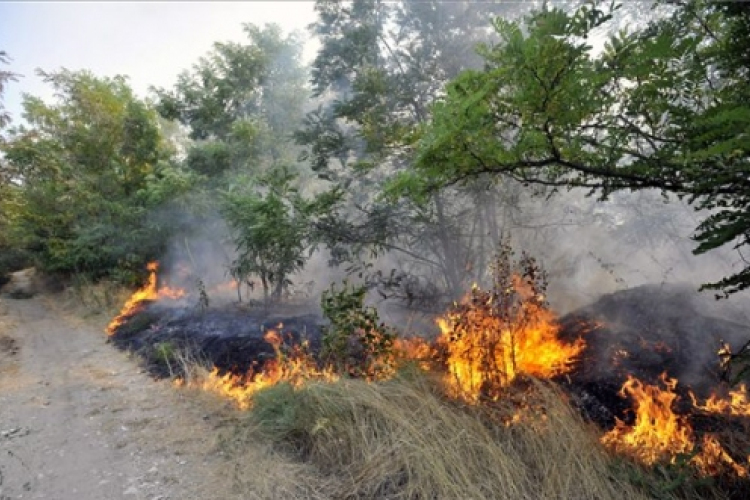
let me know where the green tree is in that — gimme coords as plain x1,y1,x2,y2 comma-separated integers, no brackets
153,24,307,182
0,51,19,131
397,0,750,296
222,167,339,301
0,69,193,282
152,23,330,296
0,51,30,280
298,0,522,302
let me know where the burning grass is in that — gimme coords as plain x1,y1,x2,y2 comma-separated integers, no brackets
106,256,750,498
602,373,750,483
178,330,338,410
106,262,185,335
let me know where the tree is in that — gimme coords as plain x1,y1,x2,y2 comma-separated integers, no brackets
153,24,307,182
395,0,750,296
0,51,19,131
298,0,525,302
221,167,339,301
0,69,193,282
0,52,30,280
152,23,332,295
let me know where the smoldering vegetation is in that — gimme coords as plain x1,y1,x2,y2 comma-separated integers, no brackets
5,1,750,498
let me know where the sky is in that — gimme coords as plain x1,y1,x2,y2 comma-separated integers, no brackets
0,1,319,125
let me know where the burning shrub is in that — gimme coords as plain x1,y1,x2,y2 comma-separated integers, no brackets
320,281,397,379
436,243,585,402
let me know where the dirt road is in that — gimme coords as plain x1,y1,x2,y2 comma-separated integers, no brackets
0,297,237,500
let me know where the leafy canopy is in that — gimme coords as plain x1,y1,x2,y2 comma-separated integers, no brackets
0,69,193,281
395,0,750,296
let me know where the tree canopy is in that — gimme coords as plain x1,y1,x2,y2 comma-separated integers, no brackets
391,0,750,296
1,69,193,281
1,0,749,303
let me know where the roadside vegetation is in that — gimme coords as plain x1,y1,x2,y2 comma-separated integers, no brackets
3,1,750,499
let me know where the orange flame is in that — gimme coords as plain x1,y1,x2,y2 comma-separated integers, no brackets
691,384,750,417
105,262,186,335
181,329,338,409
437,277,585,403
601,373,693,464
601,373,749,476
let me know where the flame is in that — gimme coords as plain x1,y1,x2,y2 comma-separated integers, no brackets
601,373,749,476
437,276,585,403
601,373,693,464
691,384,750,417
693,434,749,478
394,337,434,371
106,262,186,335
182,329,338,409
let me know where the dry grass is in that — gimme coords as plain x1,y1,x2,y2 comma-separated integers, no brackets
227,370,655,500
47,279,133,330
0,298,18,372
171,373,332,500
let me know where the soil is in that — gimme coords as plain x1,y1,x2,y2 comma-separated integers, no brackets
0,297,241,500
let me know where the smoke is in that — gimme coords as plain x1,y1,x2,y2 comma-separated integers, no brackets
147,3,750,381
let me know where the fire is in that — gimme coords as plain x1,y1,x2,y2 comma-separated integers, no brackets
601,373,693,464
601,373,749,477
105,262,186,335
182,330,338,409
691,384,750,417
437,276,585,403
693,434,749,478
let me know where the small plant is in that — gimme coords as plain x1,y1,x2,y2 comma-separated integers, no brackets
153,341,178,374
320,281,397,379
719,339,750,386
195,278,209,311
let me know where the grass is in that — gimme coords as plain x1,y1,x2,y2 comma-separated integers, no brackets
54,278,741,499
42,276,134,334
220,370,654,500
61,275,133,317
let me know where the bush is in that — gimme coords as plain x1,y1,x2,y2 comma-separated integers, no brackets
320,281,397,379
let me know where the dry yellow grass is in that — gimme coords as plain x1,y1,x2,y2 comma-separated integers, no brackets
44,279,134,332
230,371,655,500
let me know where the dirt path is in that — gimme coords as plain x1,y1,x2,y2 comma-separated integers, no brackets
0,297,239,500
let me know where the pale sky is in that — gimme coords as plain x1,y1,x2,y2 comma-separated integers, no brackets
0,1,319,126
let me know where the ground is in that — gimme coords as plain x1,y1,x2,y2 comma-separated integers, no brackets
0,296,242,500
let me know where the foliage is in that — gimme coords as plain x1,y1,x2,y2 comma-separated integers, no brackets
0,52,29,280
0,51,19,131
153,24,321,293
153,24,307,182
0,69,194,282
222,167,339,301
320,280,397,378
398,0,750,296
719,339,750,386
299,0,523,299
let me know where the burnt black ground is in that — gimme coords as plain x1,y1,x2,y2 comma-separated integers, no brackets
556,284,750,428
109,284,750,420
108,300,324,378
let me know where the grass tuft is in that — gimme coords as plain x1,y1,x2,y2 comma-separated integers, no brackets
242,371,652,500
